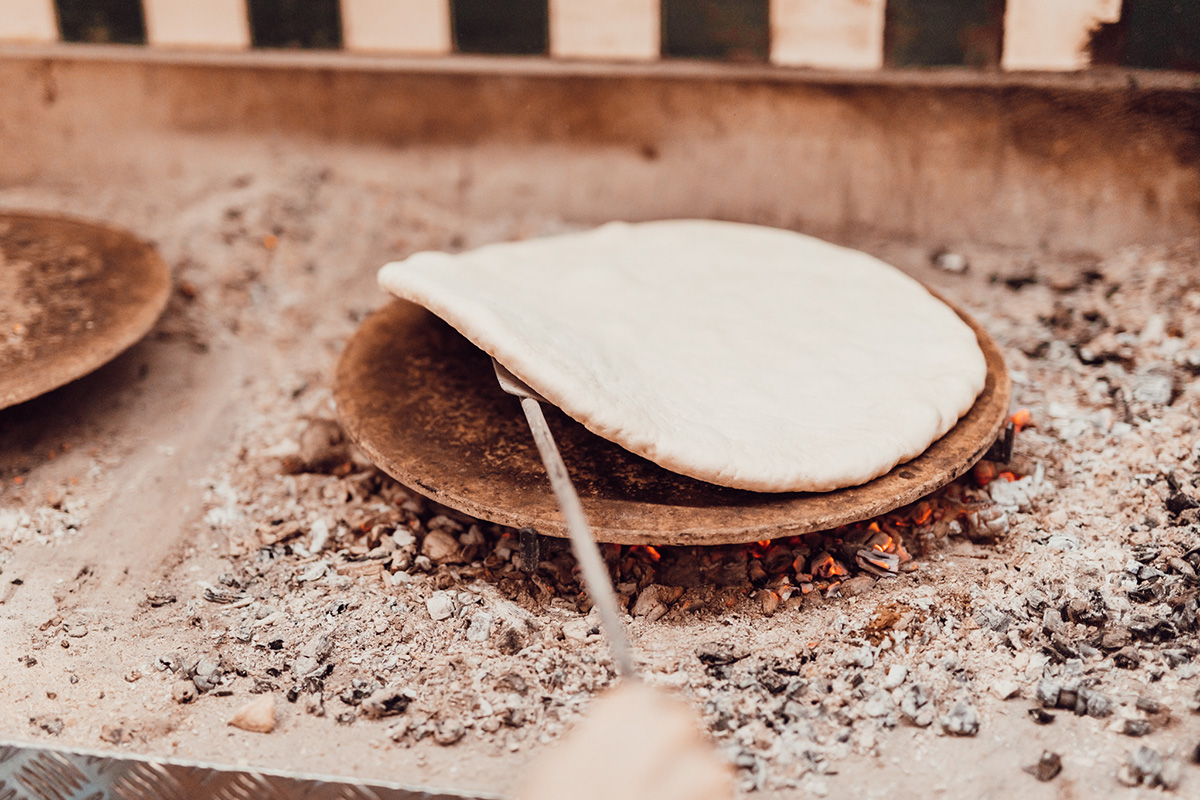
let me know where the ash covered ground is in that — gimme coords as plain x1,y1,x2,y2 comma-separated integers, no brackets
1,147,1198,798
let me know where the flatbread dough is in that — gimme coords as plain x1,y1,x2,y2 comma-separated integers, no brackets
377,220,987,493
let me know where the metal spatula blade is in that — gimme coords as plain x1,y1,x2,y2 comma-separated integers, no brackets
492,359,636,678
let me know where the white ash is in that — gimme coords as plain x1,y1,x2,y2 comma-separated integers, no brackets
1,162,1198,795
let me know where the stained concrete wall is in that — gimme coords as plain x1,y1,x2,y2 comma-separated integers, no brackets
1,46,1196,253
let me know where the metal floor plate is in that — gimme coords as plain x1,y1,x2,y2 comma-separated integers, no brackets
0,741,486,800
334,297,1010,546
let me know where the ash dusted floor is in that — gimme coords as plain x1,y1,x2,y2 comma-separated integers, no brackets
0,141,1198,798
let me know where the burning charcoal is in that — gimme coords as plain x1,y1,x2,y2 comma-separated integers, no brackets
434,719,465,746
899,684,934,727
360,685,415,719
942,701,980,736
1123,719,1152,737
1024,751,1062,782
424,591,456,621
1035,679,1061,708
855,549,898,578
1028,708,1055,725
696,642,744,666
810,552,847,581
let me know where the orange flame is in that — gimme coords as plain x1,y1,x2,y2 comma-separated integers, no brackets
1010,408,1034,433
811,552,848,579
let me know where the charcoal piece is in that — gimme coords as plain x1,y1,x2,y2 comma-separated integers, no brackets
1024,751,1062,782
696,642,744,666
1166,492,1200,517
942,701,980,736
1123,719,1152,737
1035,679,1060,708
1028,707,1056,724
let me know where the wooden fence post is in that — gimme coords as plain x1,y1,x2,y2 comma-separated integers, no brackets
0,0,58,42
771,0,887,70
341,0,452,54
549,0,659,61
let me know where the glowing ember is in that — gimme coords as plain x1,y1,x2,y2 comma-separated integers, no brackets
810,551,848,579
1010,408,1034,433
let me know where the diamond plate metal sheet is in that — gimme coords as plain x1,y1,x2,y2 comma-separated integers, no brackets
0,742,490,800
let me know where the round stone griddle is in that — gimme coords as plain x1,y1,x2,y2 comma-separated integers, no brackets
0,212,171,410
336,297,1010,546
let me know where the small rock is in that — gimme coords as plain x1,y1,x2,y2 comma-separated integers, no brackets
387,718,410,742
1028,707,1055,725
421,530,462,565
1113,646,1141,669
228,695,276,733
759,590,781,615
562,619,595,642
1131,369,1174,406
360,686,414,719
632,585,660,617
696,642,744,666
882,665,907,690
1100,628,1132,651
433,719,465,746
295,418,349,473
171,681,198,704
304,692,325,717
292,634,332,678
1080,689,1113,718
1122,719,1152,737
990,680,1021,701
1135,696,1164,714
425,591,456,621
1035,678,1061,707
942,701,980,736
99,723,134,745
1119,746,1171,787
466,611,494,642
31,716,64,736
1024,751,1062,782
933,250,969,273
63,620,88,638
900,684,934,727
1045,534,1080,551
191,657,223,693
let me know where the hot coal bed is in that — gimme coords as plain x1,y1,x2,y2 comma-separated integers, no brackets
2,161,1199,797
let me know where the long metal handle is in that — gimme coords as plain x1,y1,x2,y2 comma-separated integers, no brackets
518,397,637,679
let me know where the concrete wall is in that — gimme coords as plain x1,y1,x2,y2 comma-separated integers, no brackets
1,47,1197,253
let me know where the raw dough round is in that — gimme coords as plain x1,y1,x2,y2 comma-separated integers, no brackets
377,220,986,492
